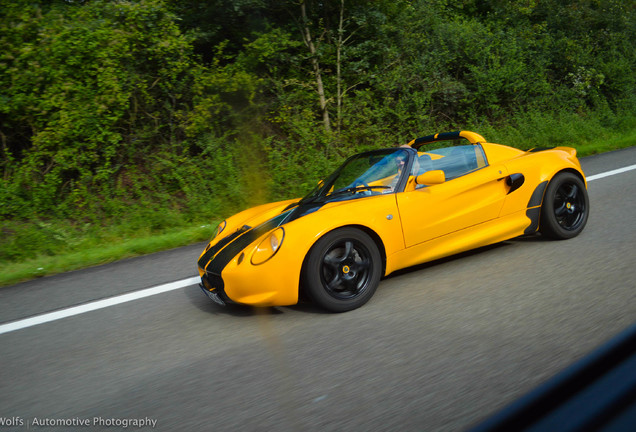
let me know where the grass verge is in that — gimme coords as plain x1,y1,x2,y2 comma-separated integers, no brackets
0,224,215,287
574,128,636,156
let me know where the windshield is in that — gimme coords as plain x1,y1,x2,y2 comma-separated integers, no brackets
301,148,414,203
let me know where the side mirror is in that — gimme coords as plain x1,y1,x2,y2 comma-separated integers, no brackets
416,170,445,185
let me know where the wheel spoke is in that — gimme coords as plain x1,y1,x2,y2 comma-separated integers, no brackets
343,241,353,260
323,258,341,276
324,243,350,267
342,276,358,293
354,257,370,271
326,272,341,290
565,184,578,199
554,202,567,216
323,254,339,269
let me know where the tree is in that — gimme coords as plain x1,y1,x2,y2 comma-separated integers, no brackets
0,0,197,218
298,0,332,132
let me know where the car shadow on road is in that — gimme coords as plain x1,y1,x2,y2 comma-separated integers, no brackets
383,241,512,280
384,232,554,280
183,284,329,316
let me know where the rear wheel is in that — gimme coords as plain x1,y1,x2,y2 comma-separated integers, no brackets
303,228,382,312
540,172,589,239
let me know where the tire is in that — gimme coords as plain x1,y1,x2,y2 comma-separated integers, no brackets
540,172,589,239
303,227,382,312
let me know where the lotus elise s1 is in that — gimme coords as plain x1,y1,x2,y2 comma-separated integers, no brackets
197,131,588,312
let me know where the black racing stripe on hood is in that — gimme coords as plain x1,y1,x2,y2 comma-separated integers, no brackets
198,201,328,275
197,226,249,269
206,218,281,274
198,212,286,273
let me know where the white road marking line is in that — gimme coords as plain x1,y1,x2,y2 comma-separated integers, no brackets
0,276,200,335
586,164,636,181
1,163,635,336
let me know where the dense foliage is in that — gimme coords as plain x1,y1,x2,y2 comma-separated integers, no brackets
1,0,635,262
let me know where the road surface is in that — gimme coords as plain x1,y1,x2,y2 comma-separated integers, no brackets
1,147,635,431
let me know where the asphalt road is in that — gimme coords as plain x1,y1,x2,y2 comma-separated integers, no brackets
1,147,635,432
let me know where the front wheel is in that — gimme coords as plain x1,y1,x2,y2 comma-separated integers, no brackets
302,228,382,312
540,172,589,239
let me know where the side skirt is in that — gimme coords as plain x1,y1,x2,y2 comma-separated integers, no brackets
385,211,530,276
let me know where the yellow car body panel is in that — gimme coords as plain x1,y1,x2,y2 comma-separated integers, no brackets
387,210,531,274
197,131,588,309
480,142,525,164
396,163,511,248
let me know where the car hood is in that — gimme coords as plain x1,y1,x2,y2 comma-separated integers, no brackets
221,193,384,235
225,198,299,233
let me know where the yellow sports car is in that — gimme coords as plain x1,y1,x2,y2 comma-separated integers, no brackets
197,131,588,312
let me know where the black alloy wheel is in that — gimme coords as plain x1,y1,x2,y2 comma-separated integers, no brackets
540,172,589,239
303,227,382,312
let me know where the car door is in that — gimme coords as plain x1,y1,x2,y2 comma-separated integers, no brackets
396,153,510,248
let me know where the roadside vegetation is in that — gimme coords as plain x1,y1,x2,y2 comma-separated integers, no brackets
1,0,635,286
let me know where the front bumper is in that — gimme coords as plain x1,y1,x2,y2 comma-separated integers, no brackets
197,211,317,307
199,271,231,306
197,237,303,307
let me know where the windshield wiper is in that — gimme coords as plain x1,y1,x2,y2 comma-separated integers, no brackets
284,189,327,211
283,200,301,211
325,185,390,198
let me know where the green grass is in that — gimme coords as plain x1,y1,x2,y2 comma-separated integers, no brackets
574,128,636,156
0,224,216,287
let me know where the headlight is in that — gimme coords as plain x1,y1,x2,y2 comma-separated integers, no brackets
214,220,227,239
251,228,285,265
